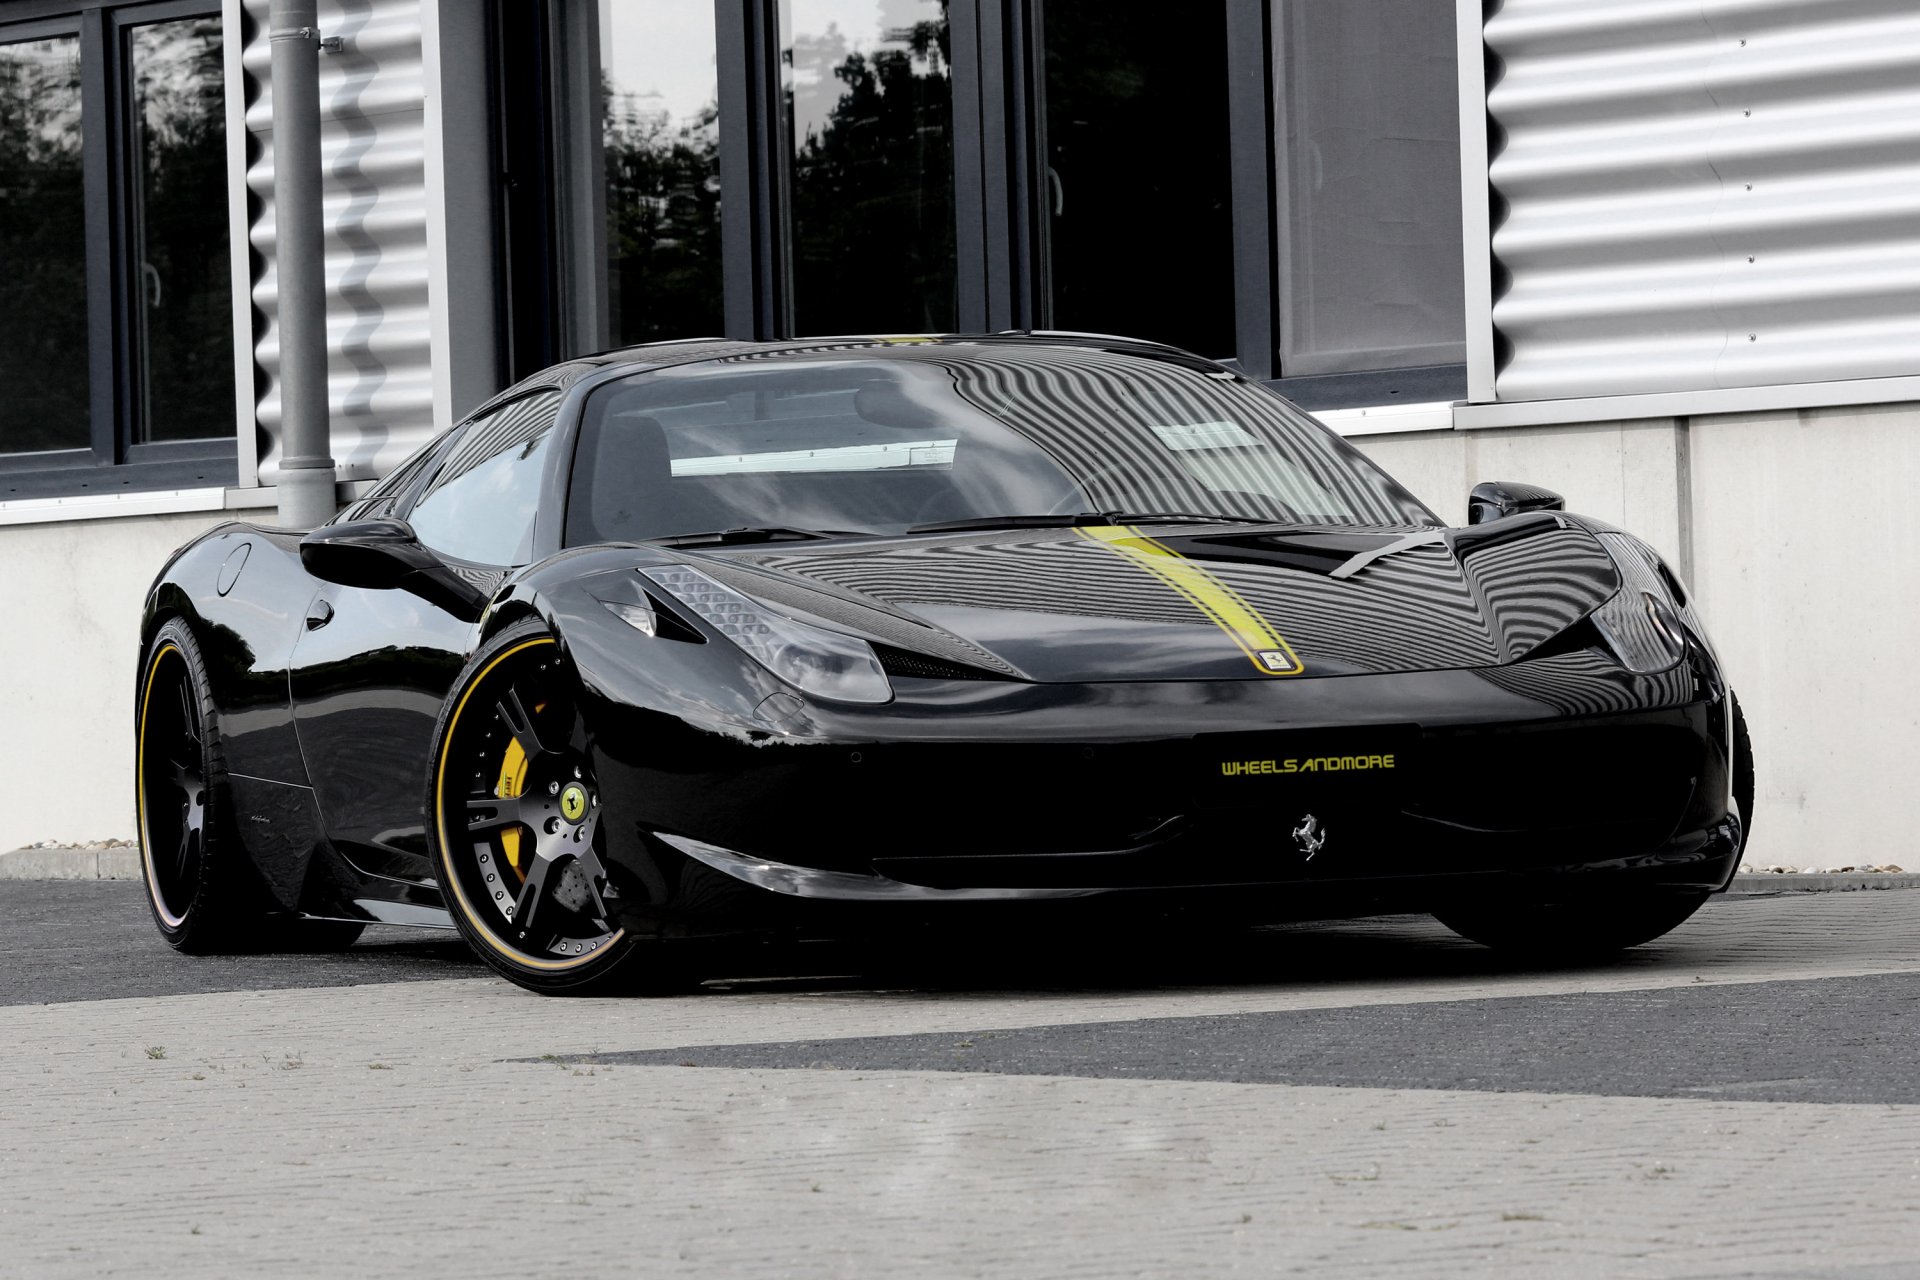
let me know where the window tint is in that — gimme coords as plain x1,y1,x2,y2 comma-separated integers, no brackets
407,393,562,565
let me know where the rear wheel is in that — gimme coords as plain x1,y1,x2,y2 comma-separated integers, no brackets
1434,890,1709,959
136,621,266,952
427,622,697,995
137,622,367,953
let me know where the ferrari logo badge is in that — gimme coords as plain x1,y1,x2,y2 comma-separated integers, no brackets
560,784,588,823
1292,814,1327,861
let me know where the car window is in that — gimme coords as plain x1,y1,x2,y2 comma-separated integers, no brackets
407,392,562,565
564,349,1433,545
334,435,446,524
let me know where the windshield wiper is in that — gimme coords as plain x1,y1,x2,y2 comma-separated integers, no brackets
907,511,1275,534
645,525,850,548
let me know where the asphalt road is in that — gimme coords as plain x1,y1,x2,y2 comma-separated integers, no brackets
0,880,474,1005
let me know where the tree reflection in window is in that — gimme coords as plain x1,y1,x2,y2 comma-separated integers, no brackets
0,35,88,453
783,0,955,336
601,9,723,346
128,17,233,443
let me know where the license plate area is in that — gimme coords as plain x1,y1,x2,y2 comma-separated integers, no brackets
1192,725,1416,808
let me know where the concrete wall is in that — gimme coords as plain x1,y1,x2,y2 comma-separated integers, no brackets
0,512,237,854
1355,400,1920,871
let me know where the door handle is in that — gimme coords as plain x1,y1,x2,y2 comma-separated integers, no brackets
305,598,335,630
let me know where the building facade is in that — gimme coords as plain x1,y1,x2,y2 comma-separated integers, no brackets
1,0,1915,863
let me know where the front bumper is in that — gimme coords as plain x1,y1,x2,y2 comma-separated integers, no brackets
583,650,1740,934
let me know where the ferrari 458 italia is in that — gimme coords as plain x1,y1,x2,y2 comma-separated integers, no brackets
135,333,1751,993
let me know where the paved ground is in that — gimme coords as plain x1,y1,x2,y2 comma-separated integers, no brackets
2,883,1917,1278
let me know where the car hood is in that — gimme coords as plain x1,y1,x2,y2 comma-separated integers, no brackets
694,514,1621,683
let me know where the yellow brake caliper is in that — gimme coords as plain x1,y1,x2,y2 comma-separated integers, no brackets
491,700,549,875
495,739,529,874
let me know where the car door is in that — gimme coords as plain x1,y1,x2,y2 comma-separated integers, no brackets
289,392,564,884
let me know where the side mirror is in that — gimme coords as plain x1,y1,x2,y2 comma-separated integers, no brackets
1467,480,1565,526
299,519,489,621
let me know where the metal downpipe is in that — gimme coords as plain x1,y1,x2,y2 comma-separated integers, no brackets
269,0,337,530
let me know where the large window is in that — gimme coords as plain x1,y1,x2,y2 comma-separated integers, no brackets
1273,0,1464,377
1037,0,1235,359
126,15,231,440
0,3,234,498
780,0,956,335
599,6,722,347
517,0,1464,407
0,33,87,456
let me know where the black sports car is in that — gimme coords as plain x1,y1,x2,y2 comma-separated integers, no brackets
136,333,1751,993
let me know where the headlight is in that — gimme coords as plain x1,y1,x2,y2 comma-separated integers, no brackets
641,564,893,704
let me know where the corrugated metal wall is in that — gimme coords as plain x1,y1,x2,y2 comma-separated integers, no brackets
1483,0,1920,402
242,0,435,484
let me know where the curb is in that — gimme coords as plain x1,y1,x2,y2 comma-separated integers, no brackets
1726,873,1919,895
0,846,142,881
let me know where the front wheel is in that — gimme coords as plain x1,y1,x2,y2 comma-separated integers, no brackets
1434,890,1709,960
426,622,698,995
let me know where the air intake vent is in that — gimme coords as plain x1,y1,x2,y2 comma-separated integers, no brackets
873,645,1014,682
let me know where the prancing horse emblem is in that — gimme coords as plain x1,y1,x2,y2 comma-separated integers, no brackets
1292,814,1327,860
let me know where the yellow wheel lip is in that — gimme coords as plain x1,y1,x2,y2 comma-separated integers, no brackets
136,641,192,930
436,636,624,972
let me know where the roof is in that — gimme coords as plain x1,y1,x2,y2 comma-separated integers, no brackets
465,332,1203,423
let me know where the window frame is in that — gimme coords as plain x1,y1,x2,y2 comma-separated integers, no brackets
0,0,236,500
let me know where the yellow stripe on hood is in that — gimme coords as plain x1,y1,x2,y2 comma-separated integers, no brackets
1075,525,1304,676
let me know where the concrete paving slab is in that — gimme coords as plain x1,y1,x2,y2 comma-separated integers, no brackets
4,884,1918,1278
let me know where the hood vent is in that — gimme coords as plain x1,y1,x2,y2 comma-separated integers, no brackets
872,645,1015,682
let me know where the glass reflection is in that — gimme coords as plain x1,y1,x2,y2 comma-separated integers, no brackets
1040,0,1235,357
1275,0,1463,375
782,0,955,335
128,18,233,442
0,35,87,453
600,6,722,345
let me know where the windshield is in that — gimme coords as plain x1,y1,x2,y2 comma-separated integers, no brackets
563,345,1434,544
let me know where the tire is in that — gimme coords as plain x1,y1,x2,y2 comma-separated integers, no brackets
135,619,272,953
1731,693,1755,847
425,620,700,996
1434,889,1709,960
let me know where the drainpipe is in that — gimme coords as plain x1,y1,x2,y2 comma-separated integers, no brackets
269,0,337,530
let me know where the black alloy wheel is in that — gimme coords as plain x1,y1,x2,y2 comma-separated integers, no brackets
429,622,688,994
138,628,215,939
137,620,366,953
